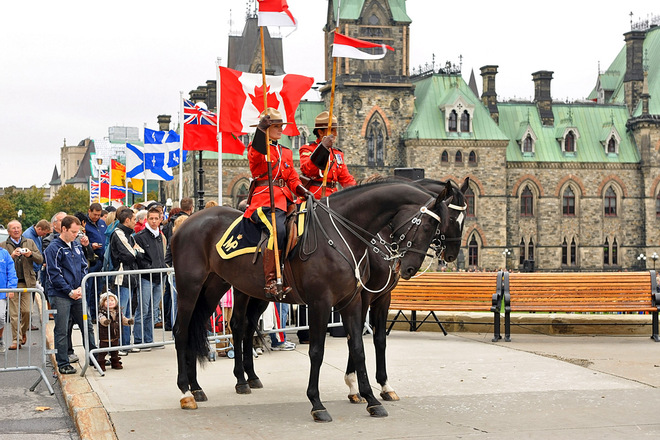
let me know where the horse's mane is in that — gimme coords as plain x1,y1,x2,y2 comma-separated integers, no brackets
328,178,421,202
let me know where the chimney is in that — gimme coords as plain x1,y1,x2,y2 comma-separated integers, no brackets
480,65,499,123
189,87,207,105
157,115,171,132
623,30,645,114
532,70,554,126
206,80,217,112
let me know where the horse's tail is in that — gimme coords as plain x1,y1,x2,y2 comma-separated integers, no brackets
187,294,213,365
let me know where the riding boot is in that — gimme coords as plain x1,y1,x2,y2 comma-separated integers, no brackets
263,248,291,301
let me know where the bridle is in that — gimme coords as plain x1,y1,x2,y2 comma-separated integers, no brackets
430,201,467,263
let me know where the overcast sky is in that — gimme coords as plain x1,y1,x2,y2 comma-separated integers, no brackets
0,0,657,189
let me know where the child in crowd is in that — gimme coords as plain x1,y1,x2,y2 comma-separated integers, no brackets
96,292,134,371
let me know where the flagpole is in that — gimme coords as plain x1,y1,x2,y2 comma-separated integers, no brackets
216,58,223,206
260,24,283,290
321,0,342,198
179,91,184,204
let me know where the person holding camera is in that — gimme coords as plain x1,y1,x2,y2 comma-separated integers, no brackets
0,219,43,350
44,215,98,374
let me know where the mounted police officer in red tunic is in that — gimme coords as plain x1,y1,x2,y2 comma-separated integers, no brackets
244,108,311,300
299,111,356,199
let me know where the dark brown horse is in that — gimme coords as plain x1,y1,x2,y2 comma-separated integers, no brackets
172,181,452,422
344,178,469,403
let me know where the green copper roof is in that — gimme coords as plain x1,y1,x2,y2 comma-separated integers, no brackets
588,26,660,116
498,102,639,163
334,0,411,23
405,73,508,141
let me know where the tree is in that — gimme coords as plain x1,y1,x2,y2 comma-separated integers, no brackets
2,186,47,227
0,196,15,226
47,185,90,218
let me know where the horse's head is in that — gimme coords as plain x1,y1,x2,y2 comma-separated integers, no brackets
433,178,469,263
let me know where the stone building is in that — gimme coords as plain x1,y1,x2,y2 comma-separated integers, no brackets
167,1,660,271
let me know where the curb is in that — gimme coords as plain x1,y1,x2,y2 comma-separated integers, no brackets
45,321,118,440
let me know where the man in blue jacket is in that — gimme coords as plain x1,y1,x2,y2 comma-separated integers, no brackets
0,246,18,353
45,215,98,375
84,203,107,322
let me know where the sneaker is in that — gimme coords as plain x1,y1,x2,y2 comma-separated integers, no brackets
0,341,5,353
68,354,79,363
118,350,128,356
255,347,263,355
152,344,165,349
271,341,296,351
59,365,77,375
129,347,141,353
141,347,152,352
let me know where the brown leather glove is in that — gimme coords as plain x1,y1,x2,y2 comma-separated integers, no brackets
295,184,314,199
258,115,272,132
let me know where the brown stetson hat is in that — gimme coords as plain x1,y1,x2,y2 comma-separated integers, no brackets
314,111,342,129
249,107,294,127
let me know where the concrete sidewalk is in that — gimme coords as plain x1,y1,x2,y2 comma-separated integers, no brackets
63,329,660,439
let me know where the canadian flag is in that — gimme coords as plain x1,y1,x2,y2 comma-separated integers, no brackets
332,32,395,60
218,66,314,137
257,0,296,28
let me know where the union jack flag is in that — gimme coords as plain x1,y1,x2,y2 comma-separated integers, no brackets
183,99,218,151
183,99,217,126
99,171,110,184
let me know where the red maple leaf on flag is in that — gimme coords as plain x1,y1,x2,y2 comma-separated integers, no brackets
249,85,280,114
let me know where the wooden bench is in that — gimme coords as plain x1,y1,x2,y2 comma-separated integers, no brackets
388,271,504,341
502,271,660,341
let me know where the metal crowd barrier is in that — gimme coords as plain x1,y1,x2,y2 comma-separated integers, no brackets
0,287,55,395
79,268,370,375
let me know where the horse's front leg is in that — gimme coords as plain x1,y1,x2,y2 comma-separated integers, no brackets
341,306,388,418
174,322,197,409
307,303,332,422
230,291,251,394
371,293,399,401
344,293,370,404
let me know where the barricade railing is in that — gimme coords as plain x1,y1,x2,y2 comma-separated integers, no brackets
0,287,55,395
79,268,369,375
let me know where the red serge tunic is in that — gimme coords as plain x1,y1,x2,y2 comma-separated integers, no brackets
244,140,303,219
299,140,356,198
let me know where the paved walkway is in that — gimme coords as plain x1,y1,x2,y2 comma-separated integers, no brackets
63,330,660,439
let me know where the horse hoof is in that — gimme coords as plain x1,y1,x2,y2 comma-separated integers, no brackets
347,394,366,404
248,378,263,389
380,391,400,401
180,395,198,410
367,404,388,418
311,409,333,423
192,389,208,402
235,383,252,394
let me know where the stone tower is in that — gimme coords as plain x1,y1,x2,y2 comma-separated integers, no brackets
323,0,415,177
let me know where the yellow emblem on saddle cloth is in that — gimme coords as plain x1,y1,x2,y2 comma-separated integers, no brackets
216,215,259,260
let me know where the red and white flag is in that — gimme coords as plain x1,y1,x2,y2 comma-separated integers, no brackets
257,0,296,28
332,32,395,60
218,66,314,137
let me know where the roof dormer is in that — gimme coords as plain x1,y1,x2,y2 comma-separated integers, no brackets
600,125,621,155
440,95,475,134
556,126,580,155
517,124,538,156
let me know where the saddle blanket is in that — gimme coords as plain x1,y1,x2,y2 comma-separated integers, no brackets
216,201,308,260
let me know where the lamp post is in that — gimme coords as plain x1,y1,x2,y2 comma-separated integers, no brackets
651,252,659,271
502,248,511,271
637,253,647,270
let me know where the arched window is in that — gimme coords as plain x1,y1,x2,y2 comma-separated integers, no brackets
441,150,449,163
468,151,477,165
293,132,307,151
520,186,533,217
570,237,577,265
234,181,249,209
603,237,610,265
604,187,617,216
465,187,475,217
565,131,575,152
455,151,463,163
519,238,526,265
366,116,385,167
523,134,534,153
448,110,458,132
562,187,575,216
607,136,616,154
468,235,479,267
528,237,534,261
561,238,568,265
460,110,470,132
612,238,618,265
656,192,660,217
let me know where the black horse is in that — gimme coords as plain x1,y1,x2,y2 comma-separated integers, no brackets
343,178,469,403
172,181,454,422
